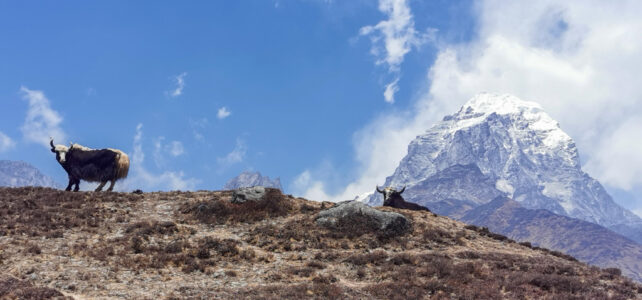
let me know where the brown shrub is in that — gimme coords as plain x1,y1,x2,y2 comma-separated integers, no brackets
125,221,178,236
182,188,292,224
421,225,451,243
0,276,72,300
344,250,388,266
456,251,481,259
287,266,316,277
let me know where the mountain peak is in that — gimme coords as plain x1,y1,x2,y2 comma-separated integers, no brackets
0,160,59,188
223,171,282,191
369,93,642,244
460,93,542,116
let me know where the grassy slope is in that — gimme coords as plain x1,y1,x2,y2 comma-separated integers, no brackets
0,187,641,299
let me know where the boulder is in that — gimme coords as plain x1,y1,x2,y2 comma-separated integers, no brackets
232,186,266,203
316,201,411,236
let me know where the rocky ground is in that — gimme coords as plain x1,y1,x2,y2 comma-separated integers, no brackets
0,187,641,299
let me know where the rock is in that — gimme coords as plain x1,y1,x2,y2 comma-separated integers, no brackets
232,186,266,203
316,201,411,236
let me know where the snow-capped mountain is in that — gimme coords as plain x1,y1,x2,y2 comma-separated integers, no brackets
0,160,59,188
223,171,283,191
366,93,642,244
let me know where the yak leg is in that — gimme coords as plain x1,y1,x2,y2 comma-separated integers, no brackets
95,181,107,192
65,177,73,191
107,180,116,192
74,179,80,192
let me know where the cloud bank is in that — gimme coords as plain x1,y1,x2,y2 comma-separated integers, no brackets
296,1,642,205
19,86,67,148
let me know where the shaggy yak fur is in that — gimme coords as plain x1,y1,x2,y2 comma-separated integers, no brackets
377,186,430,211
50,138,129,192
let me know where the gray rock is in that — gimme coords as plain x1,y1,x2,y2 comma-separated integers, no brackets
232,186,266,203
316,201,411,235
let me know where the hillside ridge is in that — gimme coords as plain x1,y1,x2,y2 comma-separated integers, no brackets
0,187,640,299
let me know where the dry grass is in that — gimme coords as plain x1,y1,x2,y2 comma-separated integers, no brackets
0,276,72,300
0,187,640,299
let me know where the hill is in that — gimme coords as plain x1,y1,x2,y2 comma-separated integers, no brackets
0,187,640,299
0,160,58,188
461,197,642,282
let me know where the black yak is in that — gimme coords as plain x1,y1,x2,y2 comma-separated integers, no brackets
376,186,430,211
50,138,130,192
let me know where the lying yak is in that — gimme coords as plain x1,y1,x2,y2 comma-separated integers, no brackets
376,186,430,211
50,138,130,192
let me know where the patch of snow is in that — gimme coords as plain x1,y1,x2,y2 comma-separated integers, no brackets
495,179,514,196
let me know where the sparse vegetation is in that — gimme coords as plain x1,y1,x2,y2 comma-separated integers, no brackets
0,187,640,299
0,276,72,300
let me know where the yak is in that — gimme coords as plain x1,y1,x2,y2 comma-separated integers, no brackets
50,138,130,192
376,186,430,211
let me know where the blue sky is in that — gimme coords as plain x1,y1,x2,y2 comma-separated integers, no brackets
0,0,474,190
1,1,641,216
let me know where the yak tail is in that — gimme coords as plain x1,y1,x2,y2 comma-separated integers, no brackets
114,151,130,180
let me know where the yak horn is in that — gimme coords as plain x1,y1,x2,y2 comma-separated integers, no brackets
376,186,384,193
398,186,406,193
49,137,55,149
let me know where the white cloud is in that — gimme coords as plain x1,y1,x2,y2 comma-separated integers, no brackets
360,0,434,103
296,1,642,206
124,124,198,191
0,132,15,152
383,78,399,103
169,141,185,157
360,0,424,71
634,208,642,219
153,137,186,167
217,107,231,119
189,117,209,141
19,86,67,148
168,72,187,97
217,138,247,166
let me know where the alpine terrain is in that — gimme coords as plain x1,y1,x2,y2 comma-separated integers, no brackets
364,93,642,280
223,171,283,191
0,160,59,188
1,187,640,299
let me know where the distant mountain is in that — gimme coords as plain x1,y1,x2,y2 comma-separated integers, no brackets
366,93,642,244
0,160,58,188
461,197,642,282
224,171,282,191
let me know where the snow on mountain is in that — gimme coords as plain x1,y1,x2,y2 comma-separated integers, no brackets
0,160,59,188
223,171,283,191
366,93,642,243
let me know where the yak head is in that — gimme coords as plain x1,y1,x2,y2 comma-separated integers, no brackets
376,185,406,204
50,138,73,164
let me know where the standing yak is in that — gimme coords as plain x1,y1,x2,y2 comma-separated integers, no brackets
50,138,130,192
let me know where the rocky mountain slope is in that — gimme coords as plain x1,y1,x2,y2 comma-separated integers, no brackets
1,187,640,299
0,160,58,188
366,93,642,244
461,197,642,282
223,171,282,191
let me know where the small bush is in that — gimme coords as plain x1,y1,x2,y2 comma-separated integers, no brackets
344,250,388,266
0,276,72,299
183,189,292,224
